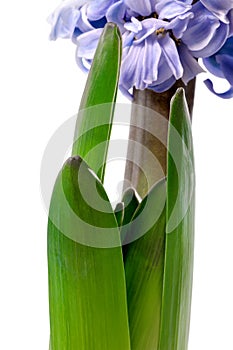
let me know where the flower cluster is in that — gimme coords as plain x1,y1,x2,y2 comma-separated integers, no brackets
48,0,233,98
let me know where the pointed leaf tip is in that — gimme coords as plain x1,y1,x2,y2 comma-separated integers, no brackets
48,156,131,350
72,22,122,182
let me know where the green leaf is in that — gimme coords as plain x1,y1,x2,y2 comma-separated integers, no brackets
158,88,195,350
72,23,122,182
123,179,166,350
114,202,124,227
48,156,131,350
122,188,140,227
113,188,140,238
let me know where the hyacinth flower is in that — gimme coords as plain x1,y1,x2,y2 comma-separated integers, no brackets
48,0,233,184
47,1,233,350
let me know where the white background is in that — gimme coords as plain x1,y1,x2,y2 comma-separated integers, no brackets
1,0,233,349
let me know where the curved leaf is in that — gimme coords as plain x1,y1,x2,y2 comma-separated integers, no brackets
114,202,124,227
122,187,140,227
159,88,195,350
72,23,122,182
48,156,131,350
123,179,166,350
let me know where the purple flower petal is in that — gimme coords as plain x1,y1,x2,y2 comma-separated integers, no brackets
150,76,176,92
76,4,94,32
203,36,233,79
167,12,194,38
120,44,144,91
124,17,142,33
159,35,183,79
48,0,83,40
216,54,233,86
76,28,102,59
200,0,233,23
124,0,156,16
183,1,231,57
204,79,233,98
120,35,162,94
143,37,162,83
202,56,225,78
156,0,192,20
86,0,115,21
133,18,164,44
155,54,174,84
203,36,233,98
190,22,229,57
106,1,126,29
182,3,221,51
178,44,204,84
122,31,135,47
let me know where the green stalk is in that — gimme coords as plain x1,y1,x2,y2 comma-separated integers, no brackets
124,80,195,198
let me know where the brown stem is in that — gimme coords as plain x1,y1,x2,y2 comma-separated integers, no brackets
124,79,196,198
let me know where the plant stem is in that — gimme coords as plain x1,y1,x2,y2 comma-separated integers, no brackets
124,79,196,198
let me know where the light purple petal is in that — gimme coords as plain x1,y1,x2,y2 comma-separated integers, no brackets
86,0,115,21
200,0,233,23
156,0,192,20
120,44,144,90
124,8,139,21
124,17,142,33
134,18,164,44
216,54,233,85
122,31,135,47
190,23,229,57
204,79,233,98
182,2,221,52
159,35,183,79
124,0,156,16
136,47,149,90
143,37,162,83
183,19,220,51
166,12,194,38
178,44,204,84
48,0,82,40
106,1,126,29
150,76,176,92
155,54,173,84
183,1,231,57
76,28,103,59
120,38,162,92
76,4,94,32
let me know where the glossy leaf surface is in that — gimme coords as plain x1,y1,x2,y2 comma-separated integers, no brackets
124,179,166,350
72,23,122,182
48,157,131,350
159,88,195,350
